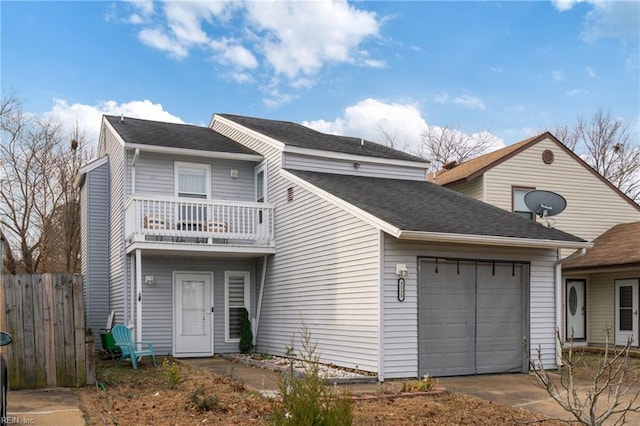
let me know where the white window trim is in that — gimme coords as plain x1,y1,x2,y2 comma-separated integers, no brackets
224,271,251,343
174,161,211,198
255,161,268,203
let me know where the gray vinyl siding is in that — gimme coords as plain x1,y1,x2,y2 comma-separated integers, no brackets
103,128,127,325
138,255,257,355
132,151,256,200
213,118,381,373
284,153,427,181
382,236,558,379
81,162,110,342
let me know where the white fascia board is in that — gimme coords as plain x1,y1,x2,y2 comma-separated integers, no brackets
103,118,127,148
284,145,430,169
212,114,286,152
124,143,263,162
398,230,593,250
73,155,109,188
280,169,401,236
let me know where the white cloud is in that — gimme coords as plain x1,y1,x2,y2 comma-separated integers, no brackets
303,98,427,152
585,66,596,77
553,0,639,43
434,92,485,110
452,95,485,110
115,0,382,103
565,88,589,96
551,70,564,81
43,99,184,150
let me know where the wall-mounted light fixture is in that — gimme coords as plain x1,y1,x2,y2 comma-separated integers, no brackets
396,264,407,302
230,169,239,178
353,162,361,169
144,275,155,286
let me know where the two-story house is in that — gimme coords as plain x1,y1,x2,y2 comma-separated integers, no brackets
77,115,589,380
429,132,640,348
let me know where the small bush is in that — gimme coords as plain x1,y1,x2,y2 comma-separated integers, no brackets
239,308,253,354
404,374,438,392
162,358,181,389
189,386,222,412
270,323,353,426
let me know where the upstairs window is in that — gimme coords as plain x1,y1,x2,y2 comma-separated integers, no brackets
175,162,210,199
512,187,535,220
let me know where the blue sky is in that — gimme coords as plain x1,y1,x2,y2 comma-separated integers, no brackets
2,0,638,152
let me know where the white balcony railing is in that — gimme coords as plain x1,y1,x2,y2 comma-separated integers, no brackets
125,195,275,247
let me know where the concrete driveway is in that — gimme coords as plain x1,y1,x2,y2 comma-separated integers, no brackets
6,387,85,425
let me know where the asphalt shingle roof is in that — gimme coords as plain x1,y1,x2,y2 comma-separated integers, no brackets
288,169,586,243
219,113,425,162
105,115,260,156
562,221,640,269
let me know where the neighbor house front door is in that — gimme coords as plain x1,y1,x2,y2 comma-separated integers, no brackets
565,280,586,340
174,272,213,357
615,279,639,346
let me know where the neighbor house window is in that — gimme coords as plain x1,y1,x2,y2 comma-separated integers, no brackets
225,271,250,342
175,162,210,199
512,187,535,220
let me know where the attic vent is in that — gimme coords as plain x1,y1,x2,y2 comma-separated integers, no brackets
287,187,294,202
542,149,554,164
442,160,457,170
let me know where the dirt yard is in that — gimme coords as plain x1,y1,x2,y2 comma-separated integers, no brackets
77,357,567,425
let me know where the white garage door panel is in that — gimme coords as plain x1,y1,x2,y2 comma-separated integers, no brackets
419,259,528,377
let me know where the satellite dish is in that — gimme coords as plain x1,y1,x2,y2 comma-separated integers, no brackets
524,190,567,219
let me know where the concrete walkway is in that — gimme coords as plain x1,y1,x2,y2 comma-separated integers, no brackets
6,387,85,425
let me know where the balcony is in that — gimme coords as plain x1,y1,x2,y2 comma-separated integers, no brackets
125,195,275,254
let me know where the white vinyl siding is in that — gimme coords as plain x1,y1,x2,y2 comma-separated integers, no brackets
284,153,427,181
102,127,127,325
80,160,110,343
225,271,250,342
382,235,558,379
482,138,639,253
213,117,381,373
442,175,484,200
137,256,256,354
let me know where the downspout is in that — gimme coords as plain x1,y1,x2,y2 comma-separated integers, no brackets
253,255,268,346
131,148,139,194
135,248,143,350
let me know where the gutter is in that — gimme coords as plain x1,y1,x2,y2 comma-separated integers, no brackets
397,230,593,251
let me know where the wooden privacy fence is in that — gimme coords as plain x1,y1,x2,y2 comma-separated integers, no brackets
1,273,95,389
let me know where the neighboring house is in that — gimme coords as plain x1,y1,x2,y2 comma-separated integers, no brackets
77,115,589,380
563,222,640,347
428,132,640,346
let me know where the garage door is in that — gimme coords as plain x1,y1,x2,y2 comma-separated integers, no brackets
418,258,528,377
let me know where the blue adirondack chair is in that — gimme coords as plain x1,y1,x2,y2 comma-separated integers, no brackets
111,324,157,369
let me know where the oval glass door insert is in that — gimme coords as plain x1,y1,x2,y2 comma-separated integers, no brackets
569,286,578,315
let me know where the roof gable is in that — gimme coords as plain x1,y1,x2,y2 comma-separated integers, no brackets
287,169,586,246
430,132,640,211
104,115,260,156
563,221,640,269
218,113,425,162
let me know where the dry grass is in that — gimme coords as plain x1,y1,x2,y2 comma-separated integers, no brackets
77,357,563,425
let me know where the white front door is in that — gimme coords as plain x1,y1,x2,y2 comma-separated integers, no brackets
615,279,639,346
566,280,586,340
174,272,213,357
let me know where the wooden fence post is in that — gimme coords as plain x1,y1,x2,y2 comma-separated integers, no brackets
85,329,96,386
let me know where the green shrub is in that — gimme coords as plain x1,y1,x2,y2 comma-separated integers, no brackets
270,324,353,426
239,308,253,354
162,358,181,389
189,386,221,412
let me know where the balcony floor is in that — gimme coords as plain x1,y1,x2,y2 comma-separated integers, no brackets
126,236,276,257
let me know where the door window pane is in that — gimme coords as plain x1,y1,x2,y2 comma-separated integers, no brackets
182,280,205,335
